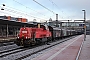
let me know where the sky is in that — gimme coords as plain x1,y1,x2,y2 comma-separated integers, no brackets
0,0,90,22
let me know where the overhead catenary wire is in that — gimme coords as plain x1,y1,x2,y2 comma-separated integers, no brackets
9,6,48,19
12,0,58,21
5,5,36,16
0,6,20,17
5,6,44,19
12,0,47,17
0,10,16,17
48,0,68,19
0,6,45,20
47,0,56,8
1,3,47,20
33,0,56,15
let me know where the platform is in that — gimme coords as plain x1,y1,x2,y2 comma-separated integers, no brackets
31,35,84,60
0,37,16,43
79,35,90,60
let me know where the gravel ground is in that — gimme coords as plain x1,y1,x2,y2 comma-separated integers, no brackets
23,43,61,60
0,44,19,52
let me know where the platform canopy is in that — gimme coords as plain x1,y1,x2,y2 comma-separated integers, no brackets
0,18,34,27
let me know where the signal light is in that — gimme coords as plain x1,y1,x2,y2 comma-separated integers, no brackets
17,37,19,39
24,28,25,29
26,37,27,39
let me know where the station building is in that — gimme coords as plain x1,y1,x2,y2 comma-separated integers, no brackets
0,16,90,38
46,20,90,35
0,17,33,38
0,16,28,23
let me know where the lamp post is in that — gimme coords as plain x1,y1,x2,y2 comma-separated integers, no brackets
1,4,5,10
82,10,86,41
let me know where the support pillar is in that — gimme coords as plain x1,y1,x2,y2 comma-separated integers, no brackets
6,24,8,37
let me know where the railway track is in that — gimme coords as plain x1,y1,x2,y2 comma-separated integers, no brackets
0,44,42,58
0,36,77,60
0,42,15,47
0,44,20,52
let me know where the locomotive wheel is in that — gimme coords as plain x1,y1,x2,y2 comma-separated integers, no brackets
41,38,47,44
31,41,36,45
20,39,24,46
47,37,52,42
16,43,20,46
35,39,42,45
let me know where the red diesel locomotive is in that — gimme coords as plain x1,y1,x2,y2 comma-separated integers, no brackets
16,24,76,47
16,24,52,46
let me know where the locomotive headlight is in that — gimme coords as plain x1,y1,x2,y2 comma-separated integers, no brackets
26,37,27,39
17,37,19,39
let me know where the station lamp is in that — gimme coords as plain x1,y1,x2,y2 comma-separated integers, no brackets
1,4,5,10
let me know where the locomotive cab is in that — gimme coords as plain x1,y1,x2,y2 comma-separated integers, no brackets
17,27,31,39
16,27,36,46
